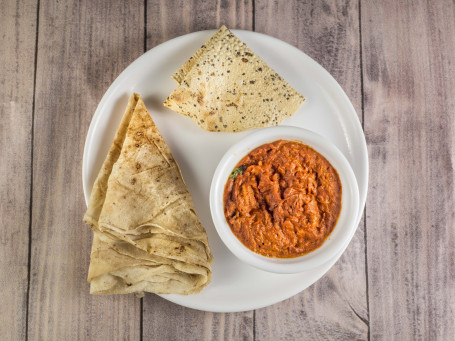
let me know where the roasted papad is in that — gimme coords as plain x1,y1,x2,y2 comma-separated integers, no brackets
164,25,305,132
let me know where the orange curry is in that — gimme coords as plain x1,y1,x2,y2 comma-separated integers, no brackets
223,140,342,258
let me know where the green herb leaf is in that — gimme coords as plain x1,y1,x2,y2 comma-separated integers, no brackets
229,166,244,179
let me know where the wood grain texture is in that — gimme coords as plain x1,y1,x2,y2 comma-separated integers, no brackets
2,1,455,339
27,1,144,339
362,0,455,339
0,0,37,339
143,1,254,340
143,296,253,341
255,1,368,340
146,0,253,48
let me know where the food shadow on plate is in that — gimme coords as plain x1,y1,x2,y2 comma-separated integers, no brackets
142,94,167,114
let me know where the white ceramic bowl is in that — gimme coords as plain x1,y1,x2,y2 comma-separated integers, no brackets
210,126,360,274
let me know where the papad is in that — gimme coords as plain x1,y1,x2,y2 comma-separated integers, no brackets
164,26,305,132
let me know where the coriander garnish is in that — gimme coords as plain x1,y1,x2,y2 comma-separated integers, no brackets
230,166,245,179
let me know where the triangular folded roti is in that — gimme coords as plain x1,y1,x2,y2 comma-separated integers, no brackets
84,93,212,295
164,25,305,132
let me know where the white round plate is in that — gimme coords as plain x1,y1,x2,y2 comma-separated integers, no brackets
83,29,368,312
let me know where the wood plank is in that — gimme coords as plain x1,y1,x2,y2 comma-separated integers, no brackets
0,0,37,339
146,0,253,48
27,1,144,339
143,296,253,341
143,1,254,340
362,0,455,339
254,1,368,340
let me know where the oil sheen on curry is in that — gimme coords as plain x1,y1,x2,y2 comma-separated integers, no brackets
224,140,342,258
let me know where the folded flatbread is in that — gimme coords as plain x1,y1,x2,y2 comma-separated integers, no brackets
84,93,212,295
88,231,210,295
164,25,305,132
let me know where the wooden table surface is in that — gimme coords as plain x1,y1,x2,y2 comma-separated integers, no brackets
2,0,454,340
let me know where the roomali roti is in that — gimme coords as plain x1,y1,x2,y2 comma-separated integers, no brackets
84,93,212,295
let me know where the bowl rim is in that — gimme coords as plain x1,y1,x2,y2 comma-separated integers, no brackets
209,126,360,274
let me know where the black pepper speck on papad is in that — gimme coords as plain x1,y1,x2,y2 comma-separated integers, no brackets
164,26,305,132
